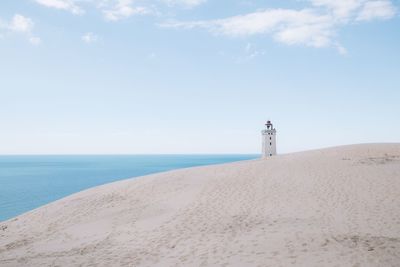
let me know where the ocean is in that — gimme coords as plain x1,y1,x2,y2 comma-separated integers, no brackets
0,155,258,221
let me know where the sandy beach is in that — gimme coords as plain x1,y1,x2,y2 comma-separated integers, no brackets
1,144,400,266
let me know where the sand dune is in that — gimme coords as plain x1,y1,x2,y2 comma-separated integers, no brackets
1,144,400,266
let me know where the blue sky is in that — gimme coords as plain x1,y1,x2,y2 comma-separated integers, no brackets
0,0,399,154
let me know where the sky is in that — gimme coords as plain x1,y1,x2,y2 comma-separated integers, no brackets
0,0,399,154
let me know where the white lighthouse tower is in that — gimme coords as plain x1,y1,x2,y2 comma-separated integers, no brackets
261,120,277,158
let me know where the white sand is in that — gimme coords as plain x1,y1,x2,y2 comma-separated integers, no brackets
1,144,400,267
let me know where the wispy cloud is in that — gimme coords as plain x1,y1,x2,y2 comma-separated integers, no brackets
356,0,397,21
243,42,265,60
161,0,397,53
9,14,34,32
162,0,206,8
33,0,206,21
0,14,41,45
27,0,399,51
101,0,154,21
82,32,98,43
161,9,336,48
35,0,85,15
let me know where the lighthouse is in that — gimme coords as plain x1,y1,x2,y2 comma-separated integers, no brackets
261,120,277,158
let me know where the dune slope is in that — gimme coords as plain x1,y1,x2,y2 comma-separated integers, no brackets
1,144,400,266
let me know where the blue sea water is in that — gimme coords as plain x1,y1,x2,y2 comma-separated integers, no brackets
0,155,258,221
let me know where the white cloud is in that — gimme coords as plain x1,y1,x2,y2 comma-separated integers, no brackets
272,17,333,48
163,0,206,8
335,43,348,55
35,0,84,15
102,0,153,21
162,0,397,52
357,0,397,21
82,32,98,43
34,0,206,21
311,0,397,21
24,0,399,51
310,0,363,20
0,14,41,45
9,14,34,32
163,9,337,48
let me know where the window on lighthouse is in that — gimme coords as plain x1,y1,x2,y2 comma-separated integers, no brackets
270,142,272,146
